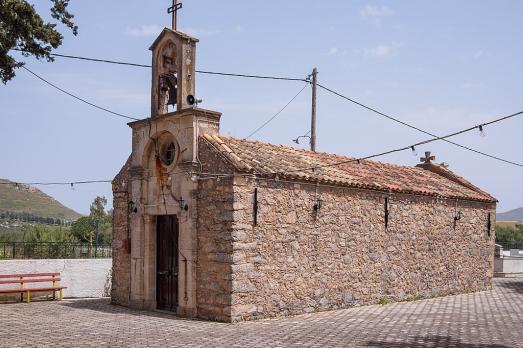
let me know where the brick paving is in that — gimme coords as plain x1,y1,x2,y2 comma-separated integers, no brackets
0,278,522,347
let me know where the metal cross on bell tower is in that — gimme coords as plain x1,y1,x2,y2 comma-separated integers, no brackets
168,0,183,30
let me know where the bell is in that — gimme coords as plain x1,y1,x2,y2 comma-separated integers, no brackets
165,74,178,107
167,87,177,107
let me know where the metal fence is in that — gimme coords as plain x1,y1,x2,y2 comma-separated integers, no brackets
0,242,112,260
496,241,523,250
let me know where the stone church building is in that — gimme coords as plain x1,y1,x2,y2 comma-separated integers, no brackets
111,27,497,322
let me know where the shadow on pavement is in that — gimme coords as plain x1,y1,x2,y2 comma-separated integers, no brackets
60,298,225,324
494,278,523,294
366,335,511,348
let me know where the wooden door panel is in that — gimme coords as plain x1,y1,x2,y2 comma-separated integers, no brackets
156,215,178,311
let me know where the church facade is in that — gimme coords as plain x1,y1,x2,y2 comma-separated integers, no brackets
111,28,497,322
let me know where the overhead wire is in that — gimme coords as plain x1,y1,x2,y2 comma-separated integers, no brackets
0,169,194,187
41,52,151,68
26,50,523,167
0,180,112,186
21,66,140,121
204,109,523,177
282,109,523,173
317,83,523,168
244,82,310,139
14,52,523,169
17,50,308,82
3,108,523,187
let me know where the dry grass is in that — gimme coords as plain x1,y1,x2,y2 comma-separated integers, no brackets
497,221,521,229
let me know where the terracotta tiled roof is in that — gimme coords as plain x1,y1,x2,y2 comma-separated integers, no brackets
149,28,198,51
201,134,496,203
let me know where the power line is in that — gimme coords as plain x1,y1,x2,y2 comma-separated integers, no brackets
0,180,112,186
196,70,307,82
16,53,523,169
317,83,523,168
44,52,151,68
210,109,523,177
4,108,523,188
26,51,308,82
244,83,309,139
22,66,140,121
27,51,522,167
0,169,193,187
283,109,523,173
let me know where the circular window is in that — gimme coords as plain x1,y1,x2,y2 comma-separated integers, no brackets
161,142,177,166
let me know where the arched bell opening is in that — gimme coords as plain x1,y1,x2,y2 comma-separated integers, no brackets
155,40,179,114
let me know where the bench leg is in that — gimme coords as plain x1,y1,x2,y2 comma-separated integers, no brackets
26,291,30,304
20,293,23,303
52,290,56,301
59,289,63,302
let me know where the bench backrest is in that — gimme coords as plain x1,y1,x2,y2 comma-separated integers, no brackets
0,277,62,285
0,273,62,288
0,273,60,279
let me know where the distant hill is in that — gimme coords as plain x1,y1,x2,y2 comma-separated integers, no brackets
0,179,81,221
497,207,523,222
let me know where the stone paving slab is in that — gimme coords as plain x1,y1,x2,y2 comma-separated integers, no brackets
0,278,522,347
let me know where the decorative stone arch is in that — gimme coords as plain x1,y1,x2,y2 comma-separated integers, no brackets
151,36,183,116
156,40,177,73
131,127,198,316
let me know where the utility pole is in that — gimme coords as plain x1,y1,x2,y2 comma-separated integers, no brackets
310,67,318,152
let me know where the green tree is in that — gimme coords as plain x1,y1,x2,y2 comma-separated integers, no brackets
90,196,108,221
89,196,112,243
70,216,96,243
0,0,78,83
496,223,523,247
71,196,113,244
65,196,113,246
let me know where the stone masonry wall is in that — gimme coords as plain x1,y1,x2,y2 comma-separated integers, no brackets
112,157,131,307
230,177,496,321
195,140,235,321
111,190,131,306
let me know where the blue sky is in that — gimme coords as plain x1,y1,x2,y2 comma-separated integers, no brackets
1,0,522,214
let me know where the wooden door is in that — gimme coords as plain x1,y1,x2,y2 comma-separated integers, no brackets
156,215,179,311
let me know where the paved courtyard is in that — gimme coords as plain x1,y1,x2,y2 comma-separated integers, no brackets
0,278,522,348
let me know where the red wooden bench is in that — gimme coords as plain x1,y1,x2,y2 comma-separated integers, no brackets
0,273,67,303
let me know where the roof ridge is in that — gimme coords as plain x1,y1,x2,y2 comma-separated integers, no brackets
215,134,421,171
416,163,495,201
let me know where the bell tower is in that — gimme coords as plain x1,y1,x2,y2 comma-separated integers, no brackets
112,3,222,317
150,28,198,117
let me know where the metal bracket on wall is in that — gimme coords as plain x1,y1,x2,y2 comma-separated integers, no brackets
384,197,389,229
253,188,259,226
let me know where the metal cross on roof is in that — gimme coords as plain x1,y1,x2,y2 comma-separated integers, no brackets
420,151,436,164
168,0,183,30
